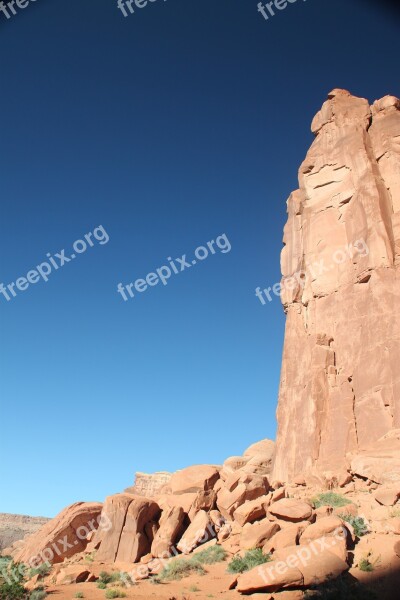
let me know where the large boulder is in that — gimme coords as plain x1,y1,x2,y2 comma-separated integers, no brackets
236,561,303,594
176,510,214,554
268,499,313,523
95,494,160,563
244,439,275,459
299,516,345,545
240,518,280,550
12,502,102,566
151,506,185,558
169,465,220,495
233,495,270,526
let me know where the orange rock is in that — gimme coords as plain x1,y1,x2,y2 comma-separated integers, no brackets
13,502,102,566
176,510,214,554
94,494,160,564
268,499,313,523
54,566,92,585
240,518,280,550
244,439,275,459
272,90,400,483
375,488,400,506
236,561,303,593
233,495,270,526
151,506,185,558
264,523,307,554
169,465,220,495
299,516,345,545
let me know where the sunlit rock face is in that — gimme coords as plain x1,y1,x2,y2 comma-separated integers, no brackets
273,89,400,483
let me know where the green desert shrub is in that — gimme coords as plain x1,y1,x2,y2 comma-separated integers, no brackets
338,514,368,537
227,548,271,574
0,581,27,600
28,563,51,579
97,581,107,589
104,590,126,599
99,571,113,585
359,557,374,572
154,558,206,582
30,590,47,600
312,492,351,509
191,545,227,565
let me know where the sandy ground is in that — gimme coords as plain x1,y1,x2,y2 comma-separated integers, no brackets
46,562,238,599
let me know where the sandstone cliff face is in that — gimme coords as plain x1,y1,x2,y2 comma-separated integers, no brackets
273,89,400,482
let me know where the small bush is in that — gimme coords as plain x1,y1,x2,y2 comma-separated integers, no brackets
192,545,227,565
97,582,107,589
189,585,200,592
99,571,113,585
105,590,126,599
338,514,368,537
29,563,51,579
359,558,374,572
227,548,271,574
155,558,206,582
0,581,27,600
75,593,84,599
30,591,46,600
85,551,96,563
312,492,351,509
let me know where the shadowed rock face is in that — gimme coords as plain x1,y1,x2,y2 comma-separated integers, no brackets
273,89,400,482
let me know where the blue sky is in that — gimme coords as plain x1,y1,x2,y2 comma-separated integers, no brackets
0,0,399,517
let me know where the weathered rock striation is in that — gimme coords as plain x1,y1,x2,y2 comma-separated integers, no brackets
273,89,400,483
125,471,172,498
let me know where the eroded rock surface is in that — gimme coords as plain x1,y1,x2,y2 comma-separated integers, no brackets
273,89,400,482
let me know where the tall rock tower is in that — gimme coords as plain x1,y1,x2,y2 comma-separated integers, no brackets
273,89,400,482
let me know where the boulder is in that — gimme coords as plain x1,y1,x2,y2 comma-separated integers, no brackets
299,545,349,586
374,488,400,506
268,499,313,523
263,523,307,554
95,494,160,564
176,510,214,554
151,506,185,558
13,502,102,566
55,566,92,585
236,561,303,594
240,519,280,550
169,465,220,495
299,516,345,545
233,495,270,526
116,497,161,563
188,490,217,519
244,439,275,459
157,492,197,515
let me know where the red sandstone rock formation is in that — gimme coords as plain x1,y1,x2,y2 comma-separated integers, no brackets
12,502,102,566
273,89,400,483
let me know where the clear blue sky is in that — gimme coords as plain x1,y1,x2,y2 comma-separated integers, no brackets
0,0,398,517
